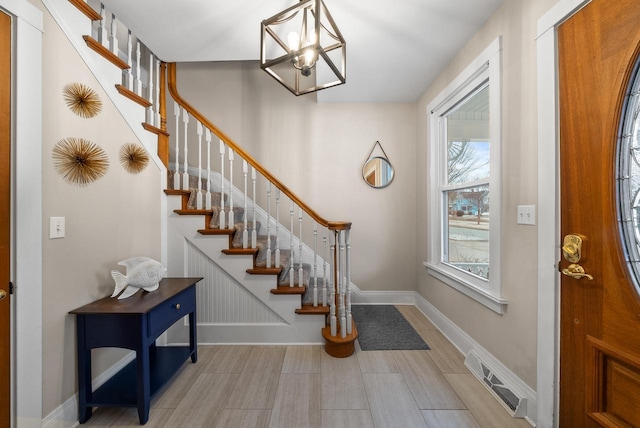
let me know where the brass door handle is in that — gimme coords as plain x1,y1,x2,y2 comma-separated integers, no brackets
0,290,6,300
561,263,593,280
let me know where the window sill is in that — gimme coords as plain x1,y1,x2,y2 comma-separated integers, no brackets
423,262,508,314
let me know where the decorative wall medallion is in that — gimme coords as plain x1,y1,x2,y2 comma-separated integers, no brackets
119,143,149,174
52,137,109,185
63,82,102,118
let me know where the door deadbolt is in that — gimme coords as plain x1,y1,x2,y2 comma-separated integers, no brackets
562,234,585,263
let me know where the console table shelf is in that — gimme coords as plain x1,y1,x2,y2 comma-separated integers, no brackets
70,277,202,425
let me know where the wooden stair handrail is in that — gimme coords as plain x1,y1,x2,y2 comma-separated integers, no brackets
166,62,350,231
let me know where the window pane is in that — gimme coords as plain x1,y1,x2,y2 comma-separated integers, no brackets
444,185,490,279
446,86,490,184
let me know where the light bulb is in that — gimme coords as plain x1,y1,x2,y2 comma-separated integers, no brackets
288,32,300,51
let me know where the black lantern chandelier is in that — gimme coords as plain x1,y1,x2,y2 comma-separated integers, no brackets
260,0,346,96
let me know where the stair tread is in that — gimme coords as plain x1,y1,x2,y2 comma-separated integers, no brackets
174,209,212,215
247,267,282,275
295,305,330,315
222,248,258,255
164,189,190,196
271,286,306,295
198,228,235,235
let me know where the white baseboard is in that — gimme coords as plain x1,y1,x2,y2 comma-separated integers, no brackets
42,352,135,428
349,283,416,305
414,292,537,426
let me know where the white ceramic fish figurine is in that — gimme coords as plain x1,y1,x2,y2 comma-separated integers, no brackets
110,257,167,299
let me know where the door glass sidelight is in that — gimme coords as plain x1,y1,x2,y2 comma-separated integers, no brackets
617,56,640,296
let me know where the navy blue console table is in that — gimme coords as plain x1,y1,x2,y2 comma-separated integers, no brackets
70,277,202,424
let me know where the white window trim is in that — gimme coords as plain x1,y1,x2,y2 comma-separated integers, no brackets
425,36,507,314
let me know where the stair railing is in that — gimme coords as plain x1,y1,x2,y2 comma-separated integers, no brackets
166,63,354,342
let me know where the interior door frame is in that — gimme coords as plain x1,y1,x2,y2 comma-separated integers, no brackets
0,0,43,426
536,1,591,427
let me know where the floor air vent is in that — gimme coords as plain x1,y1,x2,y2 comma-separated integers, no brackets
464,350,527,418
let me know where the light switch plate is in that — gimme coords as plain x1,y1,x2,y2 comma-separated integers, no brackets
50,216,65,239
517,205,536,225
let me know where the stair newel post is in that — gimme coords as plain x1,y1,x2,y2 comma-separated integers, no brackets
98,5,107,46
329,233,337,336
205,129,212,210
147,53,154,124
228,149,235,228
126,30,133,90
298,207,303,289
322,233,328,306
289,200,295,287
275,189,281,268
109,13,118,56
242,160,248,249
173,103,180,190
181,108,189,191
339,231,346,338
251,167,257,248
135,41,142,96
313,222,318,307
219,140,225,229
345,228,352,334
266,182,272,268
196,121,203,210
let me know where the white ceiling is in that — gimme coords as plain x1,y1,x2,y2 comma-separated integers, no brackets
100,0,504,103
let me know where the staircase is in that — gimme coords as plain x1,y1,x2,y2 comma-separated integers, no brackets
51,0,357,357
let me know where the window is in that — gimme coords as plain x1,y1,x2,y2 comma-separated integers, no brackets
425,37,506,314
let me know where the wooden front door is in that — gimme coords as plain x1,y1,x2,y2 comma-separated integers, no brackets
0,9,11,427
559,0,640,426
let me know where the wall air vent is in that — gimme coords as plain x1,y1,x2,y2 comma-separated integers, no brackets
464,350,527,418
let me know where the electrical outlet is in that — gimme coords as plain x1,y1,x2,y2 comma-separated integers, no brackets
517,205,536,225
50,216,65,239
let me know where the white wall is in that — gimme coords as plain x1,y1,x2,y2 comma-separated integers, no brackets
172,61,418,292
415,0,560,389
35,1,163,416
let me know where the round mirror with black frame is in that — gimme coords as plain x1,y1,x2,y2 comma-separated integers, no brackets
362,141,394,189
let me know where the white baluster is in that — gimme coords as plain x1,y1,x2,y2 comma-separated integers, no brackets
339,231,346,338
266,182,272,268
289,201,294,288
329,237,336,336
242,160,248,249
313,223,318,307
135,41,142,96
298,207,303,289
322,233,327,306
219,140,225,229
181,108,189,191
345,229,352,334
251,168,257,248
228,149,235,228
275,189,281,268
205,129,212,210
99,6,107,46
126,30,133,90
173,103,180,190
147,53,155,124
196,122,203,209
109,13,118,55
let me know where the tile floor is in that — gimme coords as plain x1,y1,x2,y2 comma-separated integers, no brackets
82,306,532,428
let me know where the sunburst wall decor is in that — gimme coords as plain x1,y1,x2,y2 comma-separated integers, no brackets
119,143,149,174
52,137,109,185
63,82,102,118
